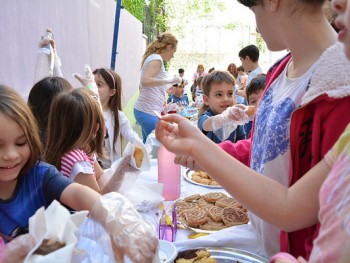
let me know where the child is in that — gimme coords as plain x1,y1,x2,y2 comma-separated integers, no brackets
197,71,246,143
44,88,106,192
192,76,204,107
0,85,157,262
27,76,73,147
167,80,189,106
92,68,139,168
244,73,266,135
161,0,350,259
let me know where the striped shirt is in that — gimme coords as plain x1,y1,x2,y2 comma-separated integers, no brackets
133,54,169,115
60,149,95,178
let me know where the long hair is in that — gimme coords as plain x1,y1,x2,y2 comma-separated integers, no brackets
227,63,238,79
198,71,236,116
141,32,177,67
44,88,105,169
0,85,42,178
28,77,73,146
93,68,122,155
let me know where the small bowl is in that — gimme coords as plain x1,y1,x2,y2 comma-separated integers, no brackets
158,240,178,263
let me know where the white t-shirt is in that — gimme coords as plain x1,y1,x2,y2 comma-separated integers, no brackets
249,60,316,257
134,54,169,115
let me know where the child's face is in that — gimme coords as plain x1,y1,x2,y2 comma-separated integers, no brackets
204,82,235,114
174,85,185,97
248,90,264,106
333,0,350,59
0,113,30,185
95,74,116,109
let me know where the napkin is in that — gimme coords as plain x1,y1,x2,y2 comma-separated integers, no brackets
24,201,88,263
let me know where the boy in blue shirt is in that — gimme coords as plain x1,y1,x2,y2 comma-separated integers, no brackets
167,80,189,106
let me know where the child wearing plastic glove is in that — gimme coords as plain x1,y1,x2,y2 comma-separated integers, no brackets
0,85,158,263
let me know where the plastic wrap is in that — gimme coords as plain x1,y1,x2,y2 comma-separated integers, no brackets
89,192,159,263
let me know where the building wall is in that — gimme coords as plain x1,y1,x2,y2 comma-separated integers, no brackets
0,0,143,107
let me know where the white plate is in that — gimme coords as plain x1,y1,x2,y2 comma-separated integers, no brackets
158,240,178,263
183,169,223,189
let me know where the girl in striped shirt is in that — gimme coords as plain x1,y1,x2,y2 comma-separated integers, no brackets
44,88,106,192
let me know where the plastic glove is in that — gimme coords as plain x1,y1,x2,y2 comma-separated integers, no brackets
2,234,36,263
168,75,182,85
90,192,158,263
100,155,136,194
73,64,99,96
211,105,250,131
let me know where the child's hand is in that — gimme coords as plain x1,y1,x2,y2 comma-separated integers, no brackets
155,114,202,156
222,104,249,122
174,154,203,171
73,64,98,95
90,192,158,263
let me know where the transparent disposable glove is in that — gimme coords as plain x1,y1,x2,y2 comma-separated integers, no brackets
2,234,36,263
211,104,249,131
73,64,99,96
168,75,182,85
100,155,136,194
90,192,158,263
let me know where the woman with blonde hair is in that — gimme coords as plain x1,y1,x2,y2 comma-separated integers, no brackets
133,32,182,142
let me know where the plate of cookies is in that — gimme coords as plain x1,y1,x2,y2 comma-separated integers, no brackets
175,192,249,233
184,169,222,188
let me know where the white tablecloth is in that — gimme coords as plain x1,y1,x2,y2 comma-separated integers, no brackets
138,159,266,258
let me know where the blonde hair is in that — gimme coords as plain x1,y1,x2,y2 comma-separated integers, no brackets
198,71,236,116
141,32,178,66
0,85,42,178
44,88,105,169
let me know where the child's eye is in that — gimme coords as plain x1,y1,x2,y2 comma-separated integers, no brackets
16,141,27,146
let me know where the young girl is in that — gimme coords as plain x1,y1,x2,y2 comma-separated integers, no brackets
167,0,350,259
44,88,106,192
92,68,139,168
197,71,246,143
0,85,157,262
27,76,73,147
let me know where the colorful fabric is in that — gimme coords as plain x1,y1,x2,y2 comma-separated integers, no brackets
308,124,350,262
219,42,350,258
61,149,95,179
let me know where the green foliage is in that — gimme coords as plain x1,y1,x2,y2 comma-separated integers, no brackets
122,0,144,21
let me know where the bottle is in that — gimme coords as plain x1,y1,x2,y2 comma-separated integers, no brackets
158,143,181,201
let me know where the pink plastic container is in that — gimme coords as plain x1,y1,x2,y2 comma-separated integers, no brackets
158,144,181,200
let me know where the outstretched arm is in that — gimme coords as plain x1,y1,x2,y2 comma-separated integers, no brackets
156,114,329,231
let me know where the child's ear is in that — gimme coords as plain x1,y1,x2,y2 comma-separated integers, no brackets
203,95,210,106
109,88,117,97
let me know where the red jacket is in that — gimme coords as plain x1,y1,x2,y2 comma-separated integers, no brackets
219,43,350,259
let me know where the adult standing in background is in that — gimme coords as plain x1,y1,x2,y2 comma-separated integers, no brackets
192,63,207,81
227,62,245,104
227,63,238,80
134,32,181,143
